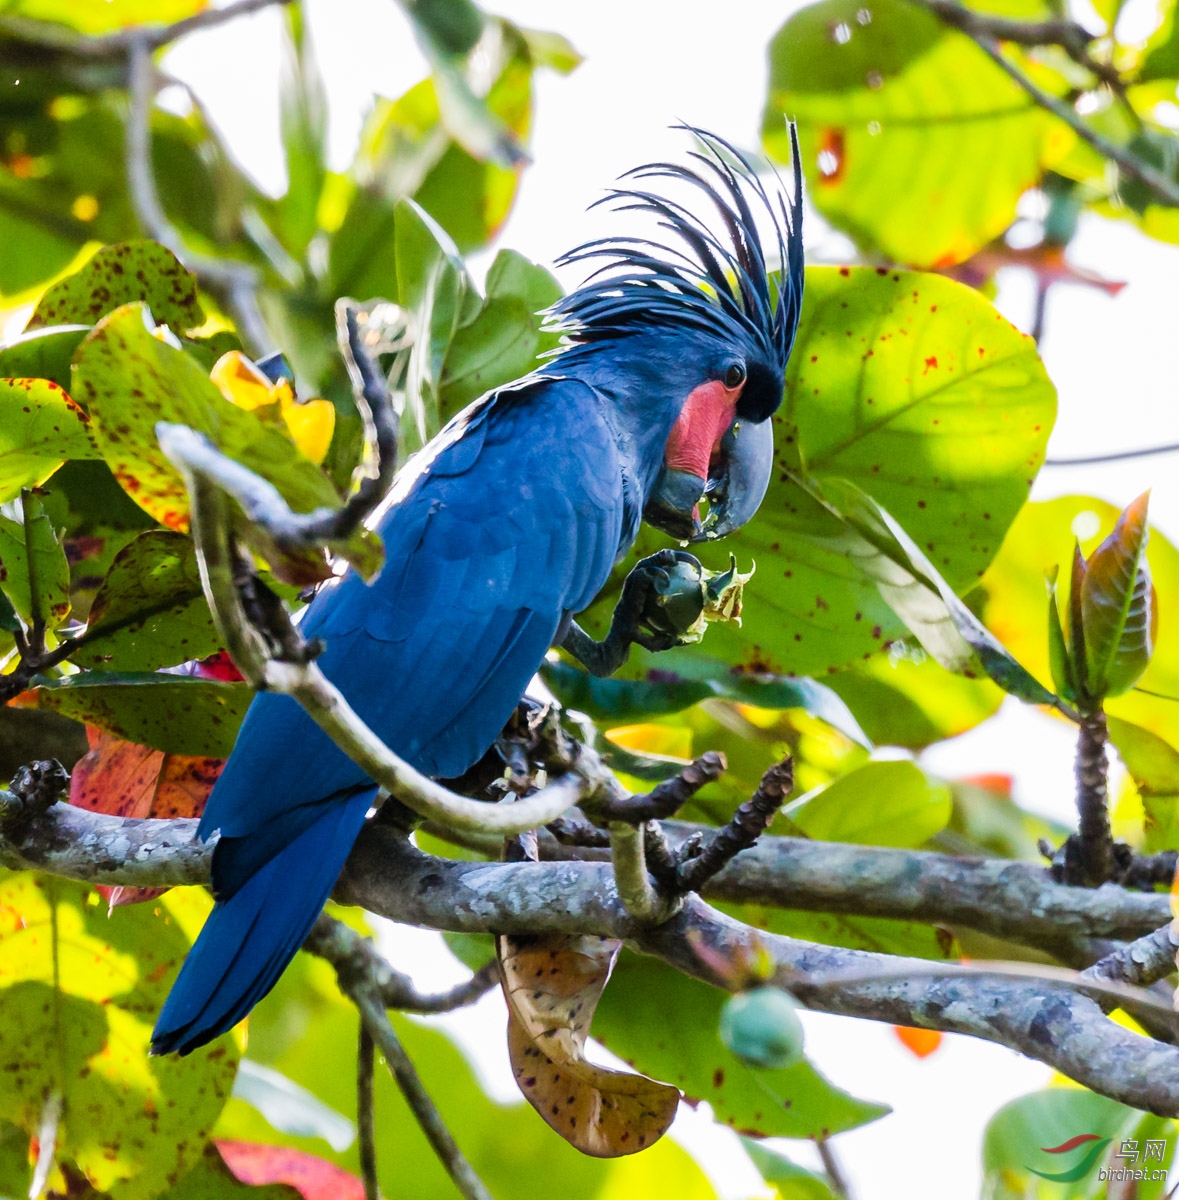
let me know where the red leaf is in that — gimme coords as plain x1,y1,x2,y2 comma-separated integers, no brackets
216,1141,366,1200
69,725,224,907
195,651,244,682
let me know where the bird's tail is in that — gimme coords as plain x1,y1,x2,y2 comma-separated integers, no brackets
151,787,376,1056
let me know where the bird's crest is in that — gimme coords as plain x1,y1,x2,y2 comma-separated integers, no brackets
548,123,804,381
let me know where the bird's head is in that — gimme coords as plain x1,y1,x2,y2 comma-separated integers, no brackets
548,124,804,543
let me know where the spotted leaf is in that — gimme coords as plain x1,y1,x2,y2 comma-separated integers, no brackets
69,724,224,906
71,303,381,584
0,490,71,631
28,241,205,333
497,933,679,1157
0,873,239,1200
70,529,221,671
0,378,99,503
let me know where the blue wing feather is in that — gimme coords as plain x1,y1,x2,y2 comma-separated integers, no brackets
155,376,627,1054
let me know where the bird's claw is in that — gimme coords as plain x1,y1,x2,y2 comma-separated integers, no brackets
620,550,706,645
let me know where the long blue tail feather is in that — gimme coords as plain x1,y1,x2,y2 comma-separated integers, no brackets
151,787,376,1056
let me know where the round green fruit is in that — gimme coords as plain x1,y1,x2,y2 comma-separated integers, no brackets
719,986,806,1069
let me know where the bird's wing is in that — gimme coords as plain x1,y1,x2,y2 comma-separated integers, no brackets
199,376,626,846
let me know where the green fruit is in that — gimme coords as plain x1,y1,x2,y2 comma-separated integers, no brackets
719,987,806,1069
642,558,705,639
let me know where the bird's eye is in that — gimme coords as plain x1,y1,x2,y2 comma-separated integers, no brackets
724,362,747,389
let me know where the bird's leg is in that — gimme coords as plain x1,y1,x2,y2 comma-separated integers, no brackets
559,549,704,677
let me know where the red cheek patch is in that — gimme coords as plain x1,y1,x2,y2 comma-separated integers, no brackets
665,380,741,481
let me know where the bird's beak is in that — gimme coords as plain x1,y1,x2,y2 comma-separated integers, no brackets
644,405,775,543
690,416,774,542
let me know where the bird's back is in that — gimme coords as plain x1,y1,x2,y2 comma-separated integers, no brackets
198,374,629,859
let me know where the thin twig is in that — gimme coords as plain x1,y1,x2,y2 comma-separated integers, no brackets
357,1025,379,1200
353,989,493,1200
0,0,293,56
1046,442,1179,466
124,32,271,352
332,300,403,534
818,1139,852,1200
591,751,726,823
908,0,1179,207
305,913,499,1014
676,758,793,893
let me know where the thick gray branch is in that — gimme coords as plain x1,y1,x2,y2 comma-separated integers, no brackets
338,827,1179,1117
2,803,1170,950
5,804,1179,1112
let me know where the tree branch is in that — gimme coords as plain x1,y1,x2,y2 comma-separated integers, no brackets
349,988,493,1200
356,1026,378,1200
337,830,1179,1117
6,803,1179,1110
1082,923,1179,989
304,914,498,1014
125,31,271,353
908,0,1179,206
3,802,1171,954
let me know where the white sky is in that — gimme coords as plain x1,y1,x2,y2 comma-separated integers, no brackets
157,1,1179,1194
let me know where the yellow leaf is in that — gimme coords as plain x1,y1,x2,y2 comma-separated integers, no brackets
210,351,335,465
605,724,692,761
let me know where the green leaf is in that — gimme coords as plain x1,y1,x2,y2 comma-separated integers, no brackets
544,652,870,748
352,21,537,255
782,759,951,847
742,1138,838,1200
1107,716,1179,853
277,6,328,258
400,0,485,56
69,529,222,672
27,672,250,756
438,248,562,417
71,302,382,583
983,1087,1155,1196
1047,572,1077,703
28,241,205,333
0,377,100,503
0,874,238,1200
1080,492,1155,698
824,647,1003,750
0,490,71,630
0,325,89,389
580,266,1055,680
593,952,888,1139
981,496,1179,740
763,0,1069,266
394,198,478,448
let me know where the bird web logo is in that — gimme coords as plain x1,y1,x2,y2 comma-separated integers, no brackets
1026,1134,1112,1183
